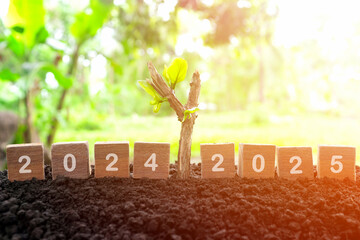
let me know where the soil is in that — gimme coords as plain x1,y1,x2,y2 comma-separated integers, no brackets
1,164,360,240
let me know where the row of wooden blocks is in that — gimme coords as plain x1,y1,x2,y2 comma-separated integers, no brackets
6,142,356,181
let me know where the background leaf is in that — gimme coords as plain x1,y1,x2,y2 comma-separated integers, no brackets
0,69,20,82
39,64,73,89
70,0,113,43
4,0,46,48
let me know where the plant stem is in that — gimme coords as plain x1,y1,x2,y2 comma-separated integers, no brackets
178,72,201,178
147,63,201,178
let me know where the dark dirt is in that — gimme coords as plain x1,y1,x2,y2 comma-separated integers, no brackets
1,164,360,240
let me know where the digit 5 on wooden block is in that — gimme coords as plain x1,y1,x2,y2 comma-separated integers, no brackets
51,141,90,180
239,144,276,178
133,142,170,179
201,143,235,178
317,145,355,181
277,147,313,179
6,143,45,181
94,141,129,178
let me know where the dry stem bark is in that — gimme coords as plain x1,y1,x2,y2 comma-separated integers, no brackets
147,62,201,178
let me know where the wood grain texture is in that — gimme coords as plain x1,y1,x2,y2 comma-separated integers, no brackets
239,144,276,178
178,71,201,179
277,147,313,180
317,145,355,181
51,141,90,180
133,142,170,179
201,143,235,178
94,142,129,178
6,143,44,181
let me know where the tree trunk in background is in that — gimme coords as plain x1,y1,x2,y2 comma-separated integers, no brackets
178,72,201,178
258,45,265,103
23,82,40,143
46,43,81,149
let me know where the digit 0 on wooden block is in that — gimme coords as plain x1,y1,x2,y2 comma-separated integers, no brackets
201,143,235,178
6,143,45,181
239,144,276,178
94,141,129,178
133,142,170,179
51,141,90,180
317,145,355,181
277,147,313,179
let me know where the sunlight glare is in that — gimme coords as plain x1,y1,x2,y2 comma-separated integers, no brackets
0,0,9,20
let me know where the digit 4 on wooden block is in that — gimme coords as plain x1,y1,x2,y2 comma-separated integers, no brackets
51,141,90,180
133,142,170,179
277,147,314,180
239,144,276,178
94,141,129,178
6,143,45,181
317,145,355,181
201,143,235,178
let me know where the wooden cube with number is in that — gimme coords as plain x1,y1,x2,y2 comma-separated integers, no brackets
6,143,45,181
201,143,235,178
239,144,276,178
133,142,170,179
277,147,313,180
317,145,355,181
51,141,90,180
94,141,129,178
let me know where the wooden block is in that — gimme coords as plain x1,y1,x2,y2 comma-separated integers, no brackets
6,143,44,181
94,141,129,178
317,145,355,181
239,144,276,178
133,142,170,179
51,141,90,180
201,143,235,178
277,147,313,179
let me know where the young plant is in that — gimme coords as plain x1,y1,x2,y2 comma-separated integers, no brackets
138,58,201,178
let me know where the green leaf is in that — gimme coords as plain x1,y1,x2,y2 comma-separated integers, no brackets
35,26,49,43
5,0,46,47
166,58,188,89
11,25,24,33
0,69,20,82
162,65,170,86
138,80,158,99
6,35,25,57
153,102,161,113
39,64,73,89
182,107,199,122
70,0,113,43
138,80,166,113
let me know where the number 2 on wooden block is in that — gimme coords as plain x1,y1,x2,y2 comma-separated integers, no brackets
94,142,129,178
277,147,313,179
144,153,158,171
7,143,45,181
106,153,119,171
201,143,235,178
18,156,32,174
212,154,224,172
289,156,302,174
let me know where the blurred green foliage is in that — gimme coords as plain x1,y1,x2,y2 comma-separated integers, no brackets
3,0,359,166
0,0,278,149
